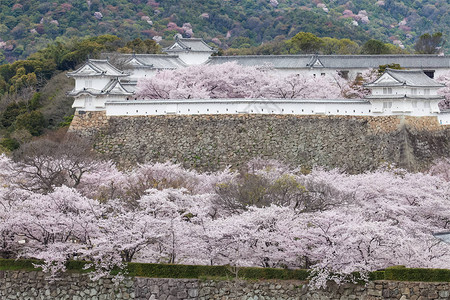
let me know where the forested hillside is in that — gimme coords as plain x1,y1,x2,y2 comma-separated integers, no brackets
1,0,448,62
0,35,163,152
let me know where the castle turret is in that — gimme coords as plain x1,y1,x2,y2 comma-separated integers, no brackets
67,59,133,111
365,68,444,116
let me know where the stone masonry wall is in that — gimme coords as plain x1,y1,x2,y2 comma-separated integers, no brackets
69,111,450,172
1,270,450,300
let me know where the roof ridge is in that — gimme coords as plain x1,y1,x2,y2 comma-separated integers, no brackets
104,60,126,74
176,39,189,50
86,61,103,73
385,68,423,73
211,55,313,58
102,79,117,92
178,38,204,40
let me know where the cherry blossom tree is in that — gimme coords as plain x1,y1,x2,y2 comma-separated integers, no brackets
137,62,350,100
10,134,98,193
428,159,450,181
1,153,450,287
137,62,271,100
262,74,342,99
332,68,378,99
437,72,450,110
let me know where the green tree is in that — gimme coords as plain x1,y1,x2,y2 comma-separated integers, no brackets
378,63,402,74
118,38,162,54
287,32,324,54
0,102,27,128
415,32,445,54
15,111,46,136
0,138,20,151
29,92,41,110
361,39,391,54
337,39,360,55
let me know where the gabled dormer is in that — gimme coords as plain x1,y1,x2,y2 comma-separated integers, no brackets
102,79,134,96
165,37,216,53
126,57,149,67
164,37,216,65
67,59,128,78
307,55,324,68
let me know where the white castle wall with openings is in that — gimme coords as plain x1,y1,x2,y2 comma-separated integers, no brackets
105,99,372,116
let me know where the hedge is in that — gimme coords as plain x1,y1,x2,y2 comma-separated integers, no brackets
123,263,310,280
383,267,450,282
0,259,309,280
0,259,41,271
1,259,449,282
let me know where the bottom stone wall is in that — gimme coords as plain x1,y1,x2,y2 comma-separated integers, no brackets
1,270,450,300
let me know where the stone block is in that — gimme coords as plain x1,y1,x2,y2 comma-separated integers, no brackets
439,290,449,298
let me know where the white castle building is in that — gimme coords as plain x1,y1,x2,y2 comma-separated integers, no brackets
67,38,450,125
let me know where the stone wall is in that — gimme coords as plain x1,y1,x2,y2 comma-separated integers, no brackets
69,112,450,172
1,270,450,300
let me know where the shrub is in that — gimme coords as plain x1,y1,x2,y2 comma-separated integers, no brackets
0,137,20,151
15,110,46,136
384,267,450,282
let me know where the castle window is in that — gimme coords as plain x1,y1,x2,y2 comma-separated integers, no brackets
423,70,435,78
383,102,392,109
338,70,349,80
411,88,417,95
321,73,325,76
424,88,430,95
84,80,92,88
412,101,417,108
383,87,392,94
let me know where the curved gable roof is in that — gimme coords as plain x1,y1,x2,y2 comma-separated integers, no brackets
365,68,445,87
165,38,216,53
67,59,128,77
